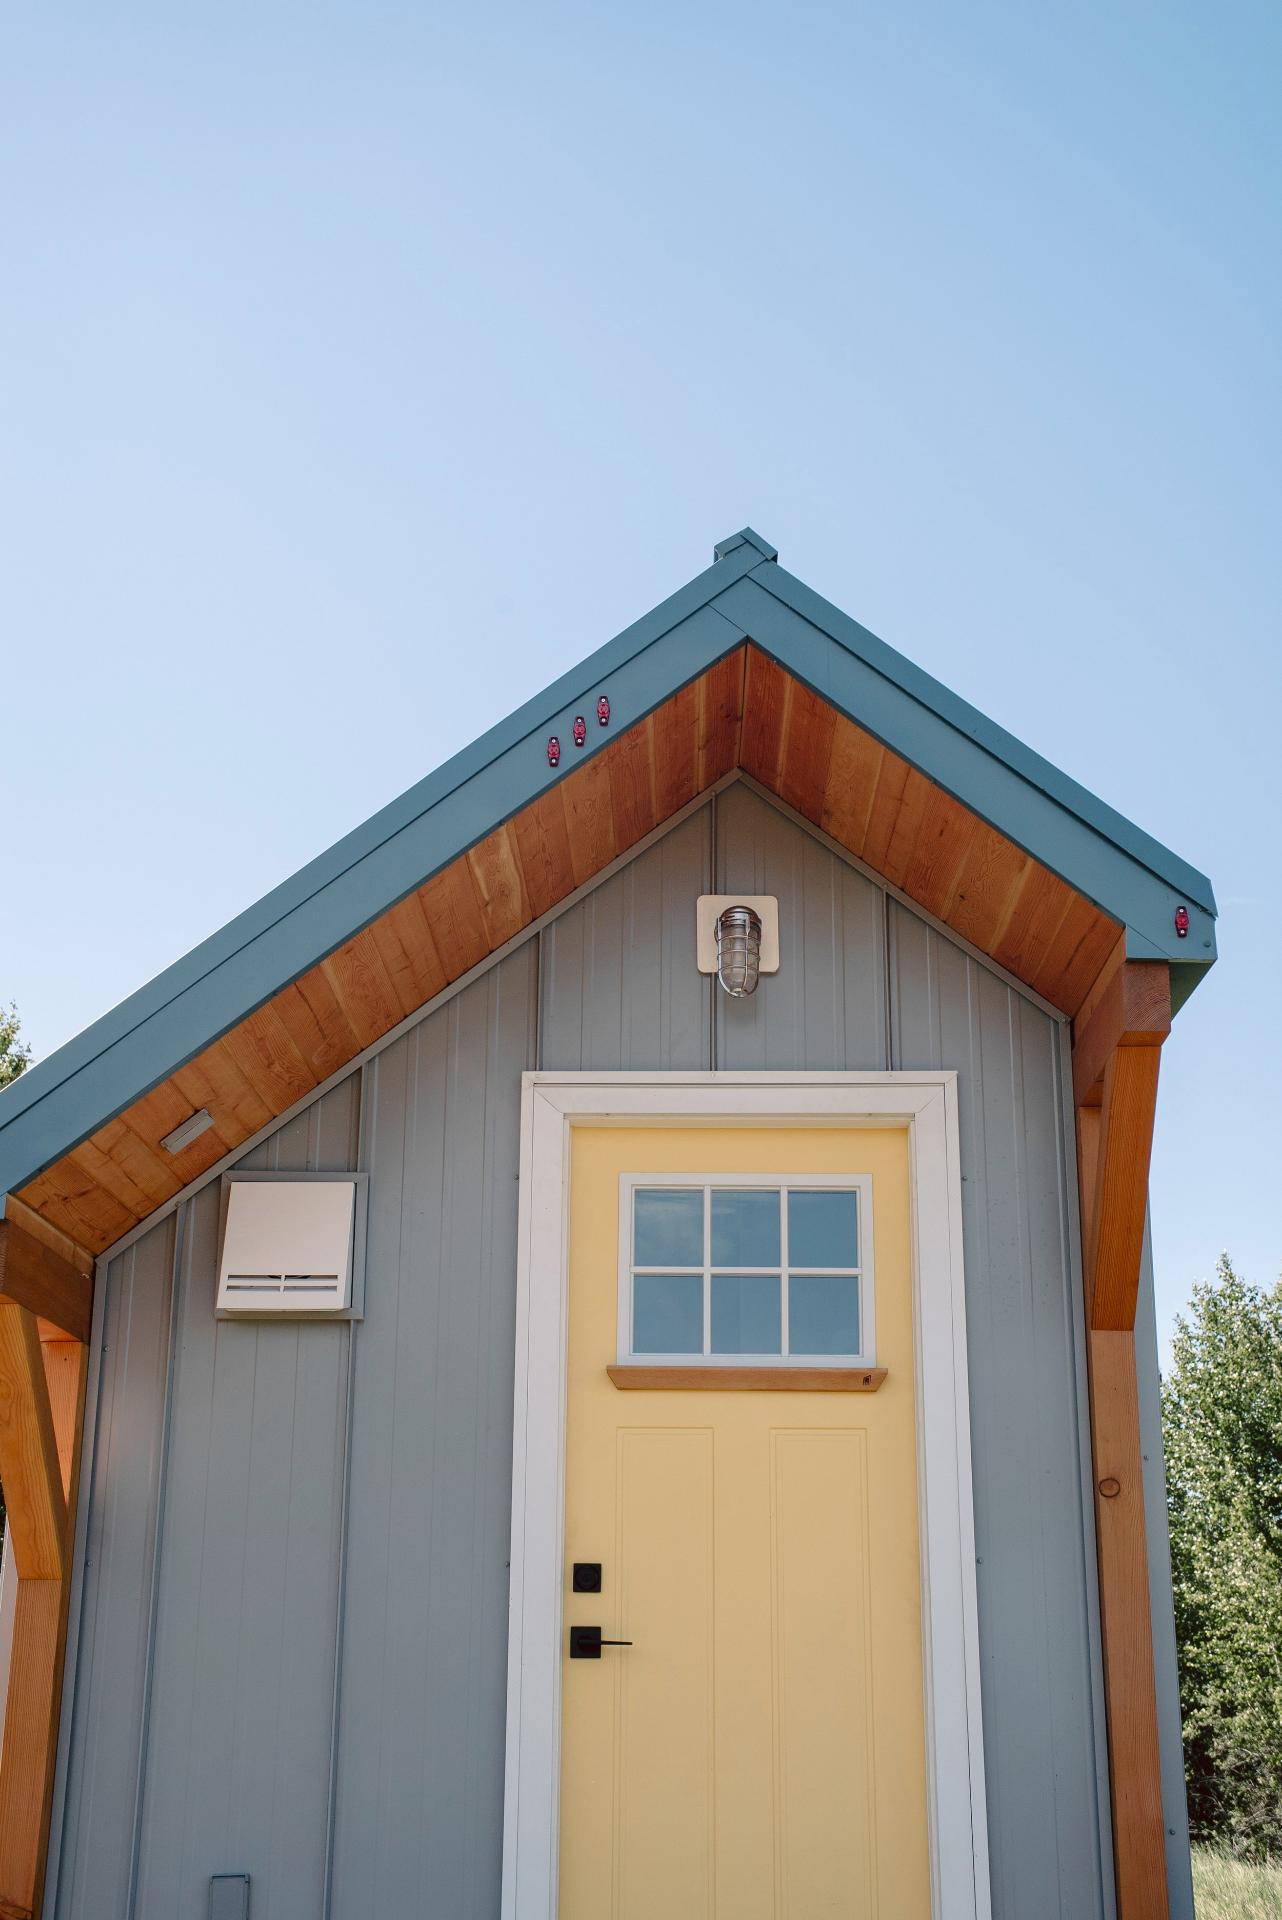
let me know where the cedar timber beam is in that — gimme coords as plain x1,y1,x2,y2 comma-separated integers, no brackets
0,1212,93,1346
0,1210,92,1919
1072,940,1172,1920
0,1308,64,1582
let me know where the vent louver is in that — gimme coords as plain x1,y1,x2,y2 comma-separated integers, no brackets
216,1179,357,1316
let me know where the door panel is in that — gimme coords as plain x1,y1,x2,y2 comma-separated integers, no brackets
560,1126,930,1920
770,1429,875,1914
617,1429,715,1918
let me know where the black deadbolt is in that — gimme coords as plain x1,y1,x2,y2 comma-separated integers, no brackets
572,1562,602,1593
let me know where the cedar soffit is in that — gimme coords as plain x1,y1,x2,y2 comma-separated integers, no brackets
1,530,1215,1257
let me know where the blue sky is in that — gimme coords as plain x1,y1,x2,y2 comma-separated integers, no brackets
2,2,1278,1355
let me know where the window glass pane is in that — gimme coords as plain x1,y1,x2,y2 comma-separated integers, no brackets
633,1273,703,1354
711,1272,782,1354
789,1273,860,1355
788,1189,858,1269
711,1188,780,1268
633,1189,703,1268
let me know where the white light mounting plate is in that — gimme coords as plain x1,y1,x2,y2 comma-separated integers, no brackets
695,894,780,975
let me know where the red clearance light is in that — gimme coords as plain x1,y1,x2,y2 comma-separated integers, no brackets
1174,905,1190,938
547,736,561,768
597,695,611,726
572,715,587,748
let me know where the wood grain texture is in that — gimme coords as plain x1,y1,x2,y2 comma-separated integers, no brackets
1072,960,1171,1110
1,1201,93,1282
1073,943,1171,1911
699,646,747,786
1088,1330,1170,1920
0,1579,62,1917
466,825,532,948
14,646,1121,1257
606,1365,887,1392
39,1340,82,1502
741,650,1118,1015
0,1338,86,1920
1086,1045,1162,1331
0,1221,92,1344
318,937,406,1049
0,1304,65,1578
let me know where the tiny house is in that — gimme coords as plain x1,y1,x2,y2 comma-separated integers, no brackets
0,530,1214,1920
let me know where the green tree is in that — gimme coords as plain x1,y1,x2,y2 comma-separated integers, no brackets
1163,1255,1282,1858
0,1002,31,1090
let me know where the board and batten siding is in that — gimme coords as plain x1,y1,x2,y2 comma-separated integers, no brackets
48,781,1187,1920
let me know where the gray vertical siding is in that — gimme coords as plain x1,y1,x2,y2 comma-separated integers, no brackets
55,1081,361,1920
54,1215,177,1919
130,1077,359,1920
328,942,537,1918
540,805,711,1069
52,781,1173,1920
888,903,1112,1920
714,782,888,1071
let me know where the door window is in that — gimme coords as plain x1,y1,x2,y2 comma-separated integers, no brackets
619,1175,874,1366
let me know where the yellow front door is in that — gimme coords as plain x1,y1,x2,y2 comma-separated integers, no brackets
559,1125,931,1920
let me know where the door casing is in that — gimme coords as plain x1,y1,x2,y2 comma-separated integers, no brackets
501,1070,992,1920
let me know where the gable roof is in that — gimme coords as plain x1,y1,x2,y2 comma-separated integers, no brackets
0,529,1215,1251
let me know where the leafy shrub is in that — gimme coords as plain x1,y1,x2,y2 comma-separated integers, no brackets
1164,1257,1282,1858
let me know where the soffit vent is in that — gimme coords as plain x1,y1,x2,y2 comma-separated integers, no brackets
216,1177,357,1317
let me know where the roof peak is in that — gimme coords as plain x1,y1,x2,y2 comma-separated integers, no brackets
0,524,1215,1230
713,527,778,563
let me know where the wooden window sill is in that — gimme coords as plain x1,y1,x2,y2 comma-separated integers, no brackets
607,1365,887,1393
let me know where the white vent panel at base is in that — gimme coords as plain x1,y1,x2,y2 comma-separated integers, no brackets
217,1179,357,1315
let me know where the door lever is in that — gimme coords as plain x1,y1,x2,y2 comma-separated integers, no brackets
569,1625,633,1659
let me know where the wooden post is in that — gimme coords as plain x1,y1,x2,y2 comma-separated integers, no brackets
1073,947,1172,1920
0,1216,92,1920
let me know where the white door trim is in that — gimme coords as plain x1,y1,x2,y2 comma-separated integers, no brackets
500,1070,992,1920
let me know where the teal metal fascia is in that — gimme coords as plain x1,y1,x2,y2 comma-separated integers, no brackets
0,537,770,1152
0,587,752,1201
713,527,779,563
0,526,1217,1209
712,570,1217,980
751,560,1216,913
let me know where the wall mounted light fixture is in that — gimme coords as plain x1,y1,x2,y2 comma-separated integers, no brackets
715,904,763,996
696,895,780,998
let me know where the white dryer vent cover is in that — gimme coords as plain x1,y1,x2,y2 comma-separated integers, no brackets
217,1179,356,1315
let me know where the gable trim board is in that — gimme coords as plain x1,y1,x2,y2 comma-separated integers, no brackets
0,532,1213,1264
502,1069,990,1920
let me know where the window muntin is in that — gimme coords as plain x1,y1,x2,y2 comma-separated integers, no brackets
618,1174,874,1367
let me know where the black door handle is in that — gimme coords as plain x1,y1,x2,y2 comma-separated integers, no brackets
569,1624,633,1659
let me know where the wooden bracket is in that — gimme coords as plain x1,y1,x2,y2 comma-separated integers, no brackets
1072,952,1171,1111
1073,952,1170,1332
0,1213,93,1346
1072,948,1172,1919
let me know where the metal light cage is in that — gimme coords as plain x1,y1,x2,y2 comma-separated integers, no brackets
714,903,764,997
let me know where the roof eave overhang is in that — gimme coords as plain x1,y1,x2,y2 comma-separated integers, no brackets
0,528,1215,1203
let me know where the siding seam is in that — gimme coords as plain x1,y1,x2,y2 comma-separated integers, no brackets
321,1062,366,1920
123,1201,188,1920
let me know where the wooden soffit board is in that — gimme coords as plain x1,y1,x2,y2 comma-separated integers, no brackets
17,644,1118,1255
